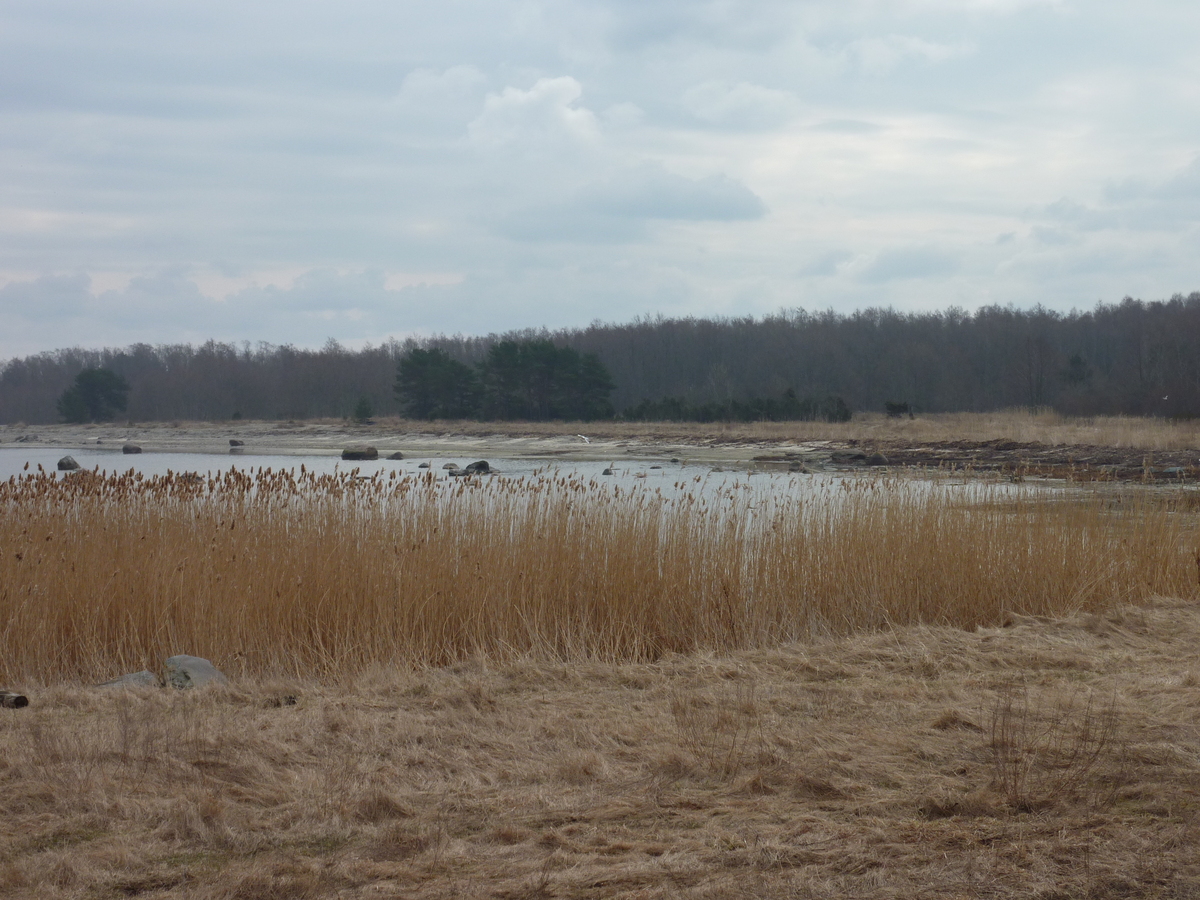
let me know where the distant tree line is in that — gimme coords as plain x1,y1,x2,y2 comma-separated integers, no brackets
395,340,615,421
3,293,1200,424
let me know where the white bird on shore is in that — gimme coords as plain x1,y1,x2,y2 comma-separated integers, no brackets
577,434,591,444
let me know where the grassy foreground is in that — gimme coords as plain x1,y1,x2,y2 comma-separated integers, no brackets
4,604,1200,898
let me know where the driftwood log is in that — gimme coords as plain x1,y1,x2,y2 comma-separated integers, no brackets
1,691,29,708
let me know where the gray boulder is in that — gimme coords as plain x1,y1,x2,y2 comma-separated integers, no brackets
122,443,142,454
866,452,890,466
464,460,491,474
164,655,228,689
229,439,244,447
387,451,405,460
57,455,80,471
441,462,459,469
97,670,159,689
418,462,431,468
341,446,378,461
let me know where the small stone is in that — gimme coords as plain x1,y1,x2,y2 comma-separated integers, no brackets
418,462,431,468
57,455,80,471
229,439,244,447
387,451,405,460
96,670,159,689
164,655,228,689
442,462,459,469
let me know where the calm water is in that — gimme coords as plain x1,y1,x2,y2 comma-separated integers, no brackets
0,446,791,489
0,446,1043,506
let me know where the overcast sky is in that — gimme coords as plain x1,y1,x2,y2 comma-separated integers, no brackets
2,0,1198,359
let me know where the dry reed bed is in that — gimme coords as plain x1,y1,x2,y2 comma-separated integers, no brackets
1,466,1197,684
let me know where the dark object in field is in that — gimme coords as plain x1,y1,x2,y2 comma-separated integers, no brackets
164,655,228,689
96,670,158,689
885,401,913,418
1,690,29,708
464,460,491,474
122,443,142,454
388,451,404,460
866,452,890,466
229,439,244,447
418,462,431,468
830,449,867,463
57,455,80,471
341,446,379,461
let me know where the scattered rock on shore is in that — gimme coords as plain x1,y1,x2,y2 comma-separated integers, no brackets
341,446,378,461
57,455,80,471
387,451,404,460
164,655,228,689
465,460,491,474
122,443,142,454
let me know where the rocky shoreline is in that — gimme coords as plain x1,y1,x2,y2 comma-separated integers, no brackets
5,421,1200,482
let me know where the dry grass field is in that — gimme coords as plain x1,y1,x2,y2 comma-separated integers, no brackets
4,418,1200,898
5,605,1200,898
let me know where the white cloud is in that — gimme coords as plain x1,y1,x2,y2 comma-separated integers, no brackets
468,77,599,148
848,35,974,74
681,81,799,129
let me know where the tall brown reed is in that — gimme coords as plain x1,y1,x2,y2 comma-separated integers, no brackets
0,467,1195,682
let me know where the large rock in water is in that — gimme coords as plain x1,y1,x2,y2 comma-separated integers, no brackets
341,446,378,461
464,460,491,474
57,455,80,471
164,655,228,689
122,443,142,454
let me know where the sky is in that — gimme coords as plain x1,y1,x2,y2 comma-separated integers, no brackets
2,0,1199,360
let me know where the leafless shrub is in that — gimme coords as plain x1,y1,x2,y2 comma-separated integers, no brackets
989,684,1128,811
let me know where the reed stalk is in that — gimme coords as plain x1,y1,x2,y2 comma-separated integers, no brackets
1,467,1194,682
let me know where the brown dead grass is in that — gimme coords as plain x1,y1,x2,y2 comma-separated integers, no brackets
397,409,1200,451
4,603,1200,898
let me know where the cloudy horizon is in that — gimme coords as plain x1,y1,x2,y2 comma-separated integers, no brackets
2,0,1198,360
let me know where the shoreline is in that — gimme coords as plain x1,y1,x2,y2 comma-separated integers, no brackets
5,415,1200,481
